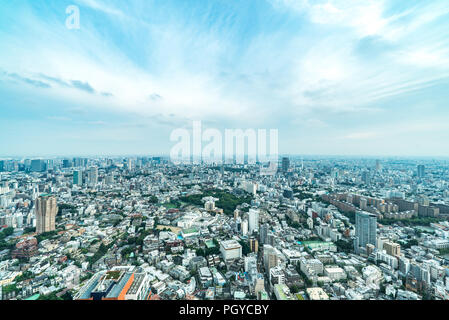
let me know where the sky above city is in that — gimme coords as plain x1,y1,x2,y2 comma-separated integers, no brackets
1,0,449,157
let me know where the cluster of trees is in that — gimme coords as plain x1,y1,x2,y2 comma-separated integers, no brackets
37,291,72,300
195,239,220,257
57,203,77,215
180,189,253,216
162,201,181,209
335,240,353,253
291,189,316,201
14,271,34,282
0,227,14,240
380,217,440,227
285,213,307,230
438,248,449,255
87,242,113,265
402,239,419,249
2,284,19,296
121,246,136,259
24,227,36,234
239,240,251,256
146,195,159,204
0,227,15,251
126,229,152,248
295,264,312,287
211,167,249,173
36,231,58,243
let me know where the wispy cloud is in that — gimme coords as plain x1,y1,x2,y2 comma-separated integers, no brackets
1,0,449,156
2,72,51,89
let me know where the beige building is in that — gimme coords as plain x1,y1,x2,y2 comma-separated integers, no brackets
35,195,58,234
383,241,401,257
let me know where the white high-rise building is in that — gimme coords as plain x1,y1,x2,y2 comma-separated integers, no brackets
248,209,259,234
242,219,249,236
88,167,98,186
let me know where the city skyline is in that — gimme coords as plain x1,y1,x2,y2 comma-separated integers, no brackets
2,0,449,157
3,0,449,305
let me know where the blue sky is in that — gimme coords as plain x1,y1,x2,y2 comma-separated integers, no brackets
1,0,449,157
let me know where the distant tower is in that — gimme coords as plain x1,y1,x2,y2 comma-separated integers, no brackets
259,223,269,245
35,195,57,234
88,167,98,186
361,170,371,185
417,165,425,178
73,170,83,186
281,157,290,173
376,160,382,171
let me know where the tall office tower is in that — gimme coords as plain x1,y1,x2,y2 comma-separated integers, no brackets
0,160,5,172
281,157,290,173
73,158,81,168
73,170,83,186
361,170,371,185
35,195,57,234
31,160,44,172
105,174,115,185
354,211,377,253
248,209,260,234
260,223,269,245
417,165,425,178
127,158,134,171
376,160,382,171
62,159,72,169
74,157,87,168
47,160,54,171
88,167,98,186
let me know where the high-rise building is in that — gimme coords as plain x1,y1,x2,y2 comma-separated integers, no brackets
31,160,44,172
375,160,382,171
248,209,260,234
127,158,135,171
35,195,57,234
242,219,248,236
361,170,371,185
88,167,98,186
354,211,377,253
263,244,279,272
73,170,83,186
281,157,290,173
105,174,115,185
249,237,259,253
417,165,425,178
73,157,87,168
62,159,72,169
260,223,269,245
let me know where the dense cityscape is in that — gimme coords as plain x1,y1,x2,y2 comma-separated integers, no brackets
1,156,449,301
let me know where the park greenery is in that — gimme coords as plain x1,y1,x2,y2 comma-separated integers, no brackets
87,242,114,265
379,217,440,227
179,189,253,215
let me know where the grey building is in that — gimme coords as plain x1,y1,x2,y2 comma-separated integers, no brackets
354,211,377,253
